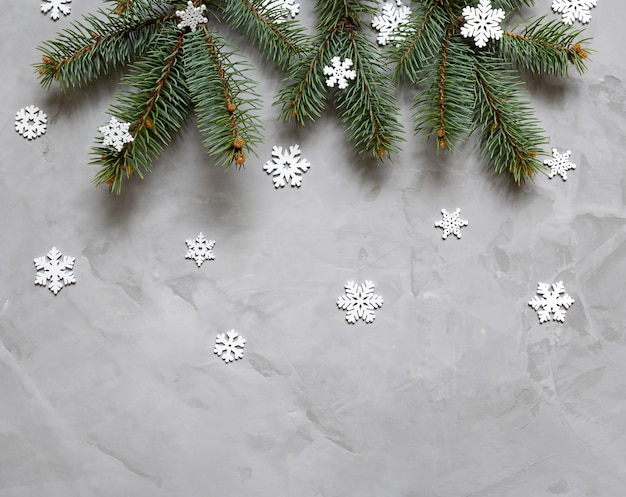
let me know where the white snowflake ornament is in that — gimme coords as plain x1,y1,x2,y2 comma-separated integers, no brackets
263,144,310,188
544,148,576,180
15,105,47,140
324,57,357,90
34,247,76,295
372,1,413,47
41,0,71,21
337,281,384,324
262,0,300,21
461,0,506,48
529,281,575,323
214,330,246,363
176,1,208,32
98,117,134,152
435,208,468,239
185,233,216,267
552,0,597,25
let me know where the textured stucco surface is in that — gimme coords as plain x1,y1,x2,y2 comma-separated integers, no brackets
1,2,625,496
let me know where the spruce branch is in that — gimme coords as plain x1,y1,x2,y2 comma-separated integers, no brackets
35,0,305,193
278,0,403,160
388,0,592,182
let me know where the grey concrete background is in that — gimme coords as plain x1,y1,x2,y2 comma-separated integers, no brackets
1,1,625,496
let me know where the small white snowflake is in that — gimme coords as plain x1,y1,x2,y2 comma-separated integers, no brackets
435,208,468,239
41,0,71,21
324,57,357,90
176,1,208,32
372,0,413,47
263,144,310,188
544,148,576,180
98,116,134,152
337,281,384,324
460,0,506,48
34,247,76,295
214,330,246,363
15,105,48,140
262,0,300,21
551,0,597,25
185,233,216,267
529,281,575,323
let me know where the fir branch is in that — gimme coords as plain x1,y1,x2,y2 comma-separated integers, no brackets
413,33,474,151
501,17,590,76
393,0,447,81
92,24,190,193
473,54,546,182
278,0,403,159
184,26,263,167
220,0,307,69
35,5,172,90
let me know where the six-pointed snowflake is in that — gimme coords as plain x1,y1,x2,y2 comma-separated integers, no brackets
34,247,76,295
41,0,71,21
435,208,468,239
544,148,576,180
263,144,311,188
460,0,506,48
529,281,575,323
324,57,357,90
262,0,300,21
185,233,216,267
98,116,134,152
372,1,413,47
15,105,48,140
551,0,597,25
337,281,384,324
214,330,246,363
176,1,208,32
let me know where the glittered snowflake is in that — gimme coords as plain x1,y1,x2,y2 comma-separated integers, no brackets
214,330,246,363
372,0,413,47
41,0,71,21
262,0,300,21
544,148,576,180
460,0,506,48
176,1,208,32
551,0,597,25
263,144,310,188
15,105,47,140
34,247,76,295
435,208,468,239
98,117,134,152
528,281,575,323
185,233,216,267
337,281,384,324
323,57,357,90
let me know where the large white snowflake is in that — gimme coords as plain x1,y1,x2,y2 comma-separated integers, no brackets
263,144,310,188
324,57,357,90
262,0,300,21
41,0,71,21
372,1,413,47
34,247,76,295
15,105,48,140
529,281,575,323
551,0,597,25
214,330,246,363
435,208,468,239
460,0,506,48
176,1,208,32
544,148,576,180
185,233,216,267
337,281,384,324
98,116,134,152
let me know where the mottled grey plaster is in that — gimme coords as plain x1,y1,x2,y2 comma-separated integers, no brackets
1,2,625,497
